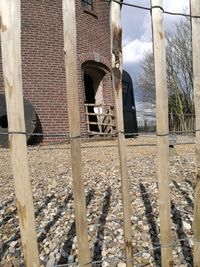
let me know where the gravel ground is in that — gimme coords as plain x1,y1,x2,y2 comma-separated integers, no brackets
0,137,196,266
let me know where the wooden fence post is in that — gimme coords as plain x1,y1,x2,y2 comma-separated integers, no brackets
191,0,200,265
62,1,91,266
111,1,133,266
0,1,40,266
151,0,173,266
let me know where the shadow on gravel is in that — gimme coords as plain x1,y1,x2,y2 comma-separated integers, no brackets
139,183,161,266
0,193,59,260
37,193,73,242
0,194,54,229
185,179,194,189
0,208,16,228
92,187,111,263
35,194,55,217
0,198,14,211
172,181,193,209
171,201,193,266
1,194,55,228
58,189,95,265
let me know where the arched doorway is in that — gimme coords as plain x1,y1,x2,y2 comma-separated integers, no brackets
83,61,108,104
83,61,110,134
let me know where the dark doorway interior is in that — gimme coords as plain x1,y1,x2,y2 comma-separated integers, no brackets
84,74,95,103
0,115,8,128
84,74,99,132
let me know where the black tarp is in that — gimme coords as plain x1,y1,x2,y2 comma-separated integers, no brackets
122,70,138,137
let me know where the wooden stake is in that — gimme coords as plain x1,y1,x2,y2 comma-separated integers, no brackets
151,1,173,266
191,1,200,266
0,1,40,266
62,1,91,266
111,1,133,266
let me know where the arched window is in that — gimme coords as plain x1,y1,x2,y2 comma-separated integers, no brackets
82,0,93,11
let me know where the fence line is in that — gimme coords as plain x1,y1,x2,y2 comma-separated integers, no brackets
0,129,197,136
107,0,200,19
151,1,173,265
0,1,199,267
0,1,40,266
0,131,196,150
111,1,133,265
191,0,200,266
62,0,91,266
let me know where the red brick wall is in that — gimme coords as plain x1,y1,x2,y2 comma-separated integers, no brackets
0,0,114,143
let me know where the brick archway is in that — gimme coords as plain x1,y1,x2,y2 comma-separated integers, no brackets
82,60,110,106
78,52,112,71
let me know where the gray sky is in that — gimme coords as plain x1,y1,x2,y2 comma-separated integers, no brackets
121,0,190,101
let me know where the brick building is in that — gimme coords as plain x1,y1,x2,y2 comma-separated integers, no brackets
0,0,115,144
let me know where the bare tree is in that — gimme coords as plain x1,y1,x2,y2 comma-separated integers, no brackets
140,18,194,130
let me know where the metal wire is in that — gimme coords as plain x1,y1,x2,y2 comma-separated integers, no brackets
0,130,196,148
107,0,200,19
0,130,197,137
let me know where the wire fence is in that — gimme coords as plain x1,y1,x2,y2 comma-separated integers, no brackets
0,130,196,148
0,133,196,150
107,0,199,19
0,0,199,266
0,110,197,143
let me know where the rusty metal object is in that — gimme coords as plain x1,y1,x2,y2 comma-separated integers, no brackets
0,94,36,148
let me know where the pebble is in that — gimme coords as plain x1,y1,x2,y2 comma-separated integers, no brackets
12,257,20,266
0,140,196,266
142,252,151,259
68,255,74,263
117,262,126,267
102,262,110,267
9,241,18,248
183,221,191,230
46,255,55,267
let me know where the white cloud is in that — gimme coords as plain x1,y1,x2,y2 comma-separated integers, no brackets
140,14,152,41
123,39,152,64
123,37,132,47
163,0,189,31
164,0,189,12
121,0,189,80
